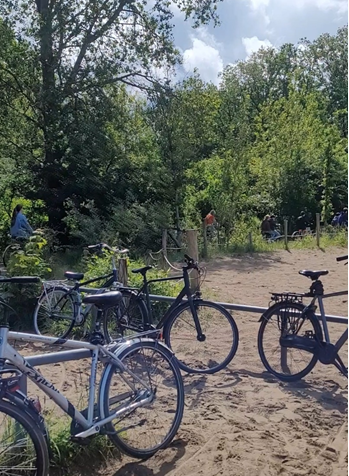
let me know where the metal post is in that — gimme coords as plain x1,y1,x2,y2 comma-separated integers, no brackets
187,229,199,292
162,229,168,269
284,219,288,250
118,258,128,286
316,213,321,247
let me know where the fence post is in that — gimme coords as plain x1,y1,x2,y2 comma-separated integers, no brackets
161,229,168,269
202,220,208,259
316,213,321,247
284,219,288,250
247,232,253,250
187,229,200,292
118,258,128,285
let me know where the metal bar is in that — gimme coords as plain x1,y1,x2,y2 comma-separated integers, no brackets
148,294,348,324
25,348,91,366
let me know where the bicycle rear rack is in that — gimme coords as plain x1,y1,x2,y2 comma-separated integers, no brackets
270,292,304,305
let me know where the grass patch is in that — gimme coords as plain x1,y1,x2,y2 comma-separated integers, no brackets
48,416,120,476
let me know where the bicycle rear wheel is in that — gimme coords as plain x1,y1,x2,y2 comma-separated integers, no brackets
2,244,20,267
0,400,49,476
100,340,184,459
258,301,322,382
103,290,148,342
33,286,75,338
163,300,239,374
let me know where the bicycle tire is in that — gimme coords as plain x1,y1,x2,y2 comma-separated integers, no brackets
2,243,20,267
33,286,76,338
163,300,239,374
100,340,184,459
258,301,322,382
103,289,148,342
0,399,49,476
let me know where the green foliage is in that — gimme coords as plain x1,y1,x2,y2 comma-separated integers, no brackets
6,235,51,278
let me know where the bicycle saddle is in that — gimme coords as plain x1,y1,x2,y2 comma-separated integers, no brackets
299,270,329,280
83,291,122,308
131,266,153,276
64,271,84,281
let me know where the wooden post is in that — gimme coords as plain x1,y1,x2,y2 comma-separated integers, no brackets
284,219,288,250
202,220,208,259
247,232,253,250
187,229,199,292
316,213,321,247
161,229,168,269
118,258,128,286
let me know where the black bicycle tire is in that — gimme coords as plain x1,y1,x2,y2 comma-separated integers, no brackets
33,286,76,338
163,300,239,374
0,399,49,476
2,243,20,267
103,289,148,343
101,340,184,459
258,301,322,382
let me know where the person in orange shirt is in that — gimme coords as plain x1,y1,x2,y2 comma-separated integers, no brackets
204,210,217,238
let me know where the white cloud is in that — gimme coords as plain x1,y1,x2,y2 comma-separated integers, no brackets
183,33,223,84
242,36,273,56
290,0,347,12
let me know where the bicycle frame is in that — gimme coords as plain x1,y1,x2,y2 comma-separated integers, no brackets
0,327,153,438
306,290,348,351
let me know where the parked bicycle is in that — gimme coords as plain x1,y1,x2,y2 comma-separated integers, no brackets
0,290,184,475
34,248,239,374
106,254,239,374
258,255,348,381
33,244,137,338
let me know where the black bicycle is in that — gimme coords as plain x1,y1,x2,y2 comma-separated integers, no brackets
105,254,239,374
258,255,348,381
33,244,140,338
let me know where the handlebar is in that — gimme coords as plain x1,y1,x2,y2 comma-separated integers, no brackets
336,255,348,262
0,276,40,284
184,254,199,270
87,243,129,254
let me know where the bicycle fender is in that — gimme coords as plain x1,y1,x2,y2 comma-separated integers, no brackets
107,337,174,358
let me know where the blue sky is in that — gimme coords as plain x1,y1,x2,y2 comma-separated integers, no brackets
166,0,348,85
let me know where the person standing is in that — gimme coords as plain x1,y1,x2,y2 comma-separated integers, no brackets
10,204,33,239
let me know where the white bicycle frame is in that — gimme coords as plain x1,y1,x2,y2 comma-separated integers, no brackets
0,327,155,439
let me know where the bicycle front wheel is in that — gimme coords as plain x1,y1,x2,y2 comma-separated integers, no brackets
0,400,49,476
164,300,239,374
100,340,184,459
33,286,75,338
258,301,322,382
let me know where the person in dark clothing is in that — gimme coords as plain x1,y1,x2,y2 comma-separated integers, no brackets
269,215,280,240
261,215,271,238
296,211,308,232
339,208,348,227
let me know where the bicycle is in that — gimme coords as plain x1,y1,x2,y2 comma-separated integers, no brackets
0,290,184,475
257,255,348,382
0,275,41,323
105,254,239,374
2,230,45,267
33,243,143,338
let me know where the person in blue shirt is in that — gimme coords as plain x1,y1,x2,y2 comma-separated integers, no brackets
339,207,348,227
10,204,33,239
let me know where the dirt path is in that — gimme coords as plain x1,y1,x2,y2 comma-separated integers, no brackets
19,247,348,476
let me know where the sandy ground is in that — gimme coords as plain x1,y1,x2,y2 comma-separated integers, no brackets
15,247,348,476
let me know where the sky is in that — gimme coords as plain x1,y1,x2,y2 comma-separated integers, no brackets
169,0,348,85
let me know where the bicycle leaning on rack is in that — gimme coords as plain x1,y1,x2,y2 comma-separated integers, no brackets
106,254,239,375
0,289,184,475
33,243,139,338
257,255,348,382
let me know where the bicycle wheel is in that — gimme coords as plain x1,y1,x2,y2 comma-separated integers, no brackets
103,290,148,342
100,340,184,459
258,301,322,382
2,244,20,267
33,286,76,338
0,400,49,476
163,300,239,374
